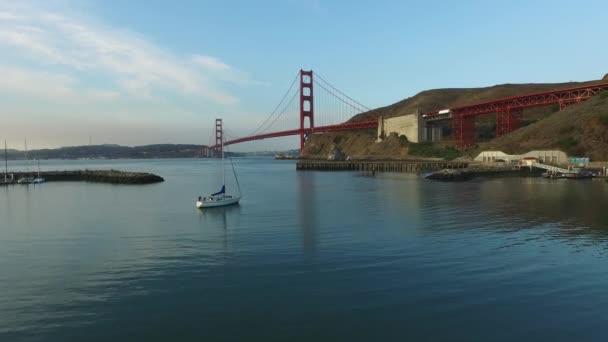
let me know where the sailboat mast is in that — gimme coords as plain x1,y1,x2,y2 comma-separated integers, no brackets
221,127,225,188
24,139,29,175
4,140,7,183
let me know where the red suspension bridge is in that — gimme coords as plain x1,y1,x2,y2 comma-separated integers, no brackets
211,70,378,155
211,70,608,154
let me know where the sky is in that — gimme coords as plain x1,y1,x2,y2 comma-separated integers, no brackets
1,0,607,151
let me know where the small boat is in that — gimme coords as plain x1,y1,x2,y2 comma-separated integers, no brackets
32,158,45,184
17,139,34,184
197,186,241,208
1,140,13,185
196,120,241,209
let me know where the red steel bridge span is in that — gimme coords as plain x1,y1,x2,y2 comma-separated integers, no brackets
425,82,608,147
211,70,608,153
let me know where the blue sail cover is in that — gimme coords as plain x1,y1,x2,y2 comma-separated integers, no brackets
212,185,225,196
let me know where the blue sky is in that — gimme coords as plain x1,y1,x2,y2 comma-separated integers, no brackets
1,0,607,150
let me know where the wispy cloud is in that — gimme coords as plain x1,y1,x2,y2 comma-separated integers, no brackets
0,1,257,105
0,65,119,101
192,55,232,71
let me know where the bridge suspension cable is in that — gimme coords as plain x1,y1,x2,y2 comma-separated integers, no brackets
248,71,300,137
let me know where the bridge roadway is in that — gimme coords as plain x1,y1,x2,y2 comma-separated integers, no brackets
216,120,378,147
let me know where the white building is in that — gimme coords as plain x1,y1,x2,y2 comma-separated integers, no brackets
475,150,569,164
376,112,442,143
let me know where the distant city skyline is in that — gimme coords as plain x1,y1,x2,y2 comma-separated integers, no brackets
1,0,607,151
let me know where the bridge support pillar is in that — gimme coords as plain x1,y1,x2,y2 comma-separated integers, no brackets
496,108,522,138
299,70,314,153
452,114,475,148
559,99,582,110
215,118,223,158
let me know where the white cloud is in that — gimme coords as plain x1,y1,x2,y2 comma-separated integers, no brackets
0,1,255,105
192,55,232,71
0,65,119,101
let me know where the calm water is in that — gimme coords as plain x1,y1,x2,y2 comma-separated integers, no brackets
2,158,608,341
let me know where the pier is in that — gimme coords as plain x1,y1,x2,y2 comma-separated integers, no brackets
296,160,468,173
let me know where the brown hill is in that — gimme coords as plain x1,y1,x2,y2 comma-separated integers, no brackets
483,93,608,160
304,77,606,160
350,81,600,122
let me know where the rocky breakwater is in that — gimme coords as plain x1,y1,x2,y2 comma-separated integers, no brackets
426,165,544,181
426,169,473,181
12,170,164,184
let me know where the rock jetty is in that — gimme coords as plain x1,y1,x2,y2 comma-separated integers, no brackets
10,170,164,184
425,169,473,181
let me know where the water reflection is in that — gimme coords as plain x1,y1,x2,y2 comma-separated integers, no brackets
196,204,242,230
479,179,608,237
297,172,318,256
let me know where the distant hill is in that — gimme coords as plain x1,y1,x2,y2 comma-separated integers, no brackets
3,144,211,160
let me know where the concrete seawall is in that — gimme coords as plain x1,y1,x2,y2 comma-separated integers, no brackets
296,160,468,173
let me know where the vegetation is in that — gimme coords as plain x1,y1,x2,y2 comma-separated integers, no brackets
599,112,608,126
559,126,575,135
408,143,463,160
558,137,578,150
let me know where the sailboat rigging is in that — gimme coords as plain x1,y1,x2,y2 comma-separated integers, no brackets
196,120,241,208
17,139,34,184
33,157,45,184
2,140,11,185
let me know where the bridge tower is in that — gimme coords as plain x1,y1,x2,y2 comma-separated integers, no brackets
215,118,223,158
299,70,314,152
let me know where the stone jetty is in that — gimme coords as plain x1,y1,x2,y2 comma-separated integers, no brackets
7,170,164,184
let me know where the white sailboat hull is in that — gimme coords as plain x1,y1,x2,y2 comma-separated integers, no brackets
197,196,241,208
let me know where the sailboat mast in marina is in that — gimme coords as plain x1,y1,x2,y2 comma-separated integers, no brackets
2,140,9,184
17,139,34,184
33,155,45,184
4,140,7,183
196,119,241,208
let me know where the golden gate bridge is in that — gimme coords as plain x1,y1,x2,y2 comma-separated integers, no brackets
210,70,608,155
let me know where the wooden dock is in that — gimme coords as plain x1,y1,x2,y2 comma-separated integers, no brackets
296,160,468,173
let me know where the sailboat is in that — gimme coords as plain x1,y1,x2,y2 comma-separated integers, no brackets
1,140,12,185
196,125,241,208
17,139,34,184
32,158,45,184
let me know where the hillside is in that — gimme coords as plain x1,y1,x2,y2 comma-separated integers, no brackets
483,92,608,160
4,144,211,160
304,77,606,160
350,80,600,122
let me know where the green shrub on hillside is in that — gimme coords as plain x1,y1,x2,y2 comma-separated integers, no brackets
599,113,608,126
559,126,575,135
408,143,463,160
558,137,579,155
600,91,608,100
